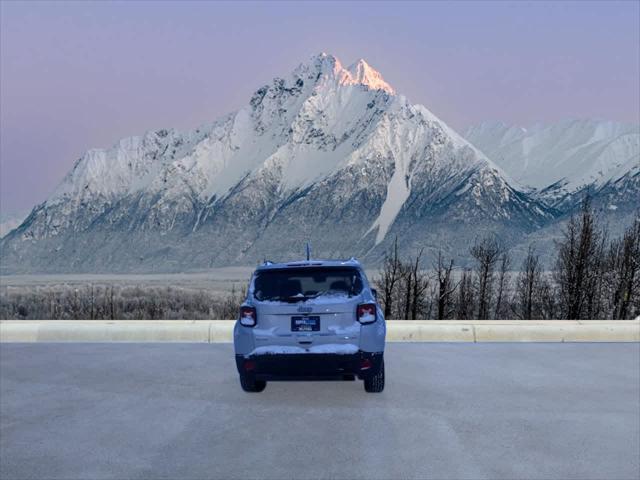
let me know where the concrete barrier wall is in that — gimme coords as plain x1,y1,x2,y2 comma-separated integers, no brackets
1,319,638,343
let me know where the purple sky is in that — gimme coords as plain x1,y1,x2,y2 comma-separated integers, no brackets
1,1,638,213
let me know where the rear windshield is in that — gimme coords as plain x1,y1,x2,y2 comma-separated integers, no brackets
253,267,363,302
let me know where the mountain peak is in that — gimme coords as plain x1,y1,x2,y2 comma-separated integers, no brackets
346,58,395,94
302,53,395,95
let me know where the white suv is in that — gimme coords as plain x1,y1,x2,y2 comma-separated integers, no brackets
233,259,386,392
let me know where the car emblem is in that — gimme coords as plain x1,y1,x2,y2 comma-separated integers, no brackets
297,306,313,313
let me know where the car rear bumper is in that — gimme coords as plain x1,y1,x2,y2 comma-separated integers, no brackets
235,351,383,381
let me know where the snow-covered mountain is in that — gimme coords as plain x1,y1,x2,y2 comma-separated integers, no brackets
1,53,555,273
464,120,639,210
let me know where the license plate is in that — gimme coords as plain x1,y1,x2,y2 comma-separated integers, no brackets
291,316,320,332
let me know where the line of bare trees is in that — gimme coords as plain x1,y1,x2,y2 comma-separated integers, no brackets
374,200,640,320
1,284,247,320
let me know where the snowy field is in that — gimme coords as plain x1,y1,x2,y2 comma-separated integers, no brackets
0,268,257,296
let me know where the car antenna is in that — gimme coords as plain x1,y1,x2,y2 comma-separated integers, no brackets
306,242,310,261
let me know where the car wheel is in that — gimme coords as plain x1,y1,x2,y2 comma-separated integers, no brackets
364,359,384,393
239,374,266,392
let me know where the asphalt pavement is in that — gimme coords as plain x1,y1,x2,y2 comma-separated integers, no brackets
1,343,638,480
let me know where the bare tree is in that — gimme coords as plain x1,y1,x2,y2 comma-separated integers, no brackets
88,284,95,320
391,249,430,320
456,269,475,320
513,245,542,319
410,251,430,320
399,261,413,320
108,286,116,320
607,216,640,319
554,197,603,319
374,237,401,318
434,251,456,320
221,284,246,319
538,275,557,320
494,251,511,319
424,283,437,319
470,235,502,319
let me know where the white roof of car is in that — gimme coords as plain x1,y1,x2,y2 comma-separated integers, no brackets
255,258,361,271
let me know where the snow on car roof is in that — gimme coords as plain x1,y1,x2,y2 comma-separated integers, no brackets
255,258,361,271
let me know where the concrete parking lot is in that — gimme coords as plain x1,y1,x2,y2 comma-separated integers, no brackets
1,343,638,480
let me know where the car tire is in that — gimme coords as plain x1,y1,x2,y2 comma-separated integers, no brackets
364,358,384,393
239,374,266,392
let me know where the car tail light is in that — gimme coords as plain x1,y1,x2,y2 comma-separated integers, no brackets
360,358,372,370
239,306,257,327
244,360,256,371
357,303,376,324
